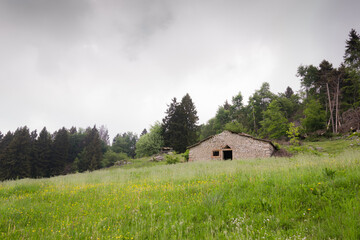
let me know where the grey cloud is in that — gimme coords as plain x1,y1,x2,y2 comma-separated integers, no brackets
1,0,360,139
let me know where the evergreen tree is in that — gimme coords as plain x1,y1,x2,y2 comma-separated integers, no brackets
33,127,52,178
67,127,86,171
162,94,199,153
342,29,360,109
0,127,32,180
179,93,199,150
344,29,360,70
162,97,180,148
0,131,14,180
77,126,102,172
140,128,148,137
51,127,69,175
285,86,294,99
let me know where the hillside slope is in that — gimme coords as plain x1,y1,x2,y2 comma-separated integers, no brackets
1,148,360,239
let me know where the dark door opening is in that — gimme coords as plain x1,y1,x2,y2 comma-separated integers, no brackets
223,150,232,160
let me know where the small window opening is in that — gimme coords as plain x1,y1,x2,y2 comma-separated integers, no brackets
213,150,219,157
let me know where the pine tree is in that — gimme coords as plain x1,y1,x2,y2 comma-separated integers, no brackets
33,127,52,178
140,128,148,136
179,93,199,150
162,94,199,153
285,86,294,99
162,98,181,149
68,128,86,172
342,29,360,109
0,131,14,180
51,127,69,176
1,127,32,180
344,29,360,70
77,126,102,172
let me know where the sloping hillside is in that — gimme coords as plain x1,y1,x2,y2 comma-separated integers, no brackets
1,147,360,239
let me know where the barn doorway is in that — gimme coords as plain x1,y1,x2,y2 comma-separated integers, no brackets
223,150,232,160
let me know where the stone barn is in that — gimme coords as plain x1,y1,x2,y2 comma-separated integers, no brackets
188,130,276,161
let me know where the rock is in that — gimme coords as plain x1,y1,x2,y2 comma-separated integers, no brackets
151,155,164,162
114,160,131,166
315,147,323,151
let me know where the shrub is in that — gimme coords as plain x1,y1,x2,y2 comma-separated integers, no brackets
165,154,180,165
101,150,128,168
182,149,189,162
272,142,281,150
286,122,300,146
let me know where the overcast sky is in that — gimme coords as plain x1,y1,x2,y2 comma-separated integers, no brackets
1,0,359,140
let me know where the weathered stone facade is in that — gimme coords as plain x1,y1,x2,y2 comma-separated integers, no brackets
188,131,275,161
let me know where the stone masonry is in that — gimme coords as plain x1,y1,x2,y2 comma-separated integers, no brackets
188,130,275,161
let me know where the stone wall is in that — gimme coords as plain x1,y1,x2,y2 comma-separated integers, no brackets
189,131,275,161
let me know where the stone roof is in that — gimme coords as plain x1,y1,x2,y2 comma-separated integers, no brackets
187,130,276,149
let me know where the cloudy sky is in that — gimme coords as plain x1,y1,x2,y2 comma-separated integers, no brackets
0,0,359,139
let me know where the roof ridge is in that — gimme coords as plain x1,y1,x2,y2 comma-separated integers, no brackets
187,130,276,149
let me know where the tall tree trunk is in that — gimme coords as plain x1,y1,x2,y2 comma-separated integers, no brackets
326,83,335,133
335,79,340,133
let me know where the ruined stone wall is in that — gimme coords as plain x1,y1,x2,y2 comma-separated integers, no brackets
189,131,275,161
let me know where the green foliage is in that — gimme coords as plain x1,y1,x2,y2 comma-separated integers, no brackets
33,127,52,178
213,106,231,133
323,167,336,179
101,150,128,168
286,145,321,155
272,142,281,150
112,132,138,158
286,122,300,146
0,127,32,180
301,99,326,133
248,82,276,132
199,118,217,139
75,127,103,172
344,28,360,70
135,122,164,158
224,121,247,133
162,94,199,153
260,100,288,139
165,154,180,164
51,127,69,175
182,149,189,162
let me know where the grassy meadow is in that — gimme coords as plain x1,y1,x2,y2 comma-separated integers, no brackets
1,139,360,239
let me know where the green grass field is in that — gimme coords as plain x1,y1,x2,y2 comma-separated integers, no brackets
1,140,360,239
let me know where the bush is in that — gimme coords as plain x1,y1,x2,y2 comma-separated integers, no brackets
272,142,281,150
165,154,180,165
182,149,189,162
286,122,300,146
101,151,128,168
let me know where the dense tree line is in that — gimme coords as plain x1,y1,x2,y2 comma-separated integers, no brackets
199,28,360,140
0,126,105,181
